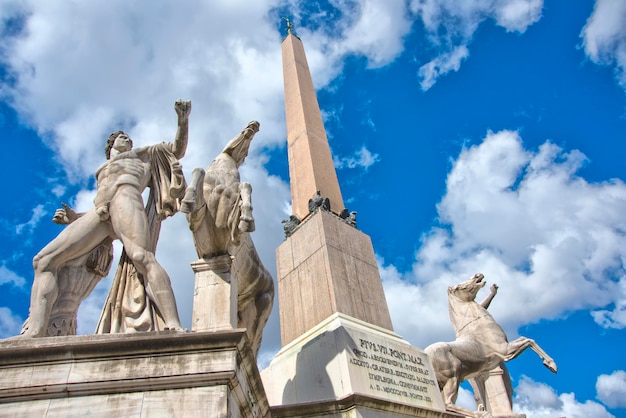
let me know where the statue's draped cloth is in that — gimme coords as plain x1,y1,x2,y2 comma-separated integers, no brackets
96,143,185,333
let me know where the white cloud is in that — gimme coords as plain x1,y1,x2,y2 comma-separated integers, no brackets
456,386,477,411
410,0,543,89
514,376,615,418
418,45,469,91
334,145,380,170
581,0,626,89
333,0,413,68
410,0,542,40
382,130,626,348
0,0,287,180
596,370,626,409
0,307,24,338
592,278,626,329
14,204,46,235
0,265,26,288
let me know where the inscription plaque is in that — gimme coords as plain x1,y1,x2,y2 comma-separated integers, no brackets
338,323,443,409
261,313,446,412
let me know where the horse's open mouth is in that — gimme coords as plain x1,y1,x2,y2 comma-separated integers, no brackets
474,273,486,286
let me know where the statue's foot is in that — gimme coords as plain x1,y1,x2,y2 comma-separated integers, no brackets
543,359,558,373
162,325,188,332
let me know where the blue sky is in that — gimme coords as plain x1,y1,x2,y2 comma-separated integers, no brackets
1,0,626,416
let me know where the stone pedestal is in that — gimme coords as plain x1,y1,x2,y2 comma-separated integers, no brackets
261,313,459,418
191,255,237,332
481,365,525,418
0,330,270,418
277,211,393,346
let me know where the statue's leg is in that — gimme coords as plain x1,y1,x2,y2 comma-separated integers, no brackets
238,182,255,232
505,337,557,373
109,188,184,331
442,373,462,407
25,210,110,337
427,343,462,406
528,340,558,373
180,168,205,214
469,375,487,411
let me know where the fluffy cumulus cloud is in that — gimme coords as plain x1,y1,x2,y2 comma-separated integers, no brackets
281,0,544,90
383,130,626,346
0,1,291,177
282,0,412,70
409,0,543,89
596,370,626,409
514,376,614,418
581,0,626,89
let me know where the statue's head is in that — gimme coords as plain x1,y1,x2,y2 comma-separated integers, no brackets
105,131,133,159
449,273,485,302
223,121,260,166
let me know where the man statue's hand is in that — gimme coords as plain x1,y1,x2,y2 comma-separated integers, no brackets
490,283,499,295
175,99,192,120
52,203,78,225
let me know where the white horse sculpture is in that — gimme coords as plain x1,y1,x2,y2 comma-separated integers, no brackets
181,121,274,357
425,273,557,416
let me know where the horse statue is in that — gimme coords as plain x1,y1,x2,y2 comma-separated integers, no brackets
181,121,274,358
425,273,557,417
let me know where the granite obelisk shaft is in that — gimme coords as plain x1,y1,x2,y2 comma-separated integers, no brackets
282,33,344,219
277,33,393,346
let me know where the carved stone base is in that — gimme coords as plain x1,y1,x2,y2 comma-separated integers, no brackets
261,313,460,417
0,330,270,418
191,255,237,332
482,364,525,418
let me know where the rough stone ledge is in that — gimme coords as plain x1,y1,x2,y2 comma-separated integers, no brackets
0,372,236,403
269,392,464,418
0,329,261,405
0,329,249,365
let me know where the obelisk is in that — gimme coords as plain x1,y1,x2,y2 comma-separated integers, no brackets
261,24,448,417
277,29,393,346
282,31,344,219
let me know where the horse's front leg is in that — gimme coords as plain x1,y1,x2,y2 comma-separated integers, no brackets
181,168,206,214
238,182,255,233
505,337,557,373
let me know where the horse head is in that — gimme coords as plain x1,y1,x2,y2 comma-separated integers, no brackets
448,272,485,302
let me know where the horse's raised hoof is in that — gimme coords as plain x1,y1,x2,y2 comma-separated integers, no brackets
238,216,255,233
543,359,558,373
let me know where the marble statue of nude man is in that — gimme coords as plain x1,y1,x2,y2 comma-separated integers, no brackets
22,100,191,337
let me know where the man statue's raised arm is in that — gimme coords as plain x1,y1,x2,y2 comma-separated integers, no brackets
172,99,192,159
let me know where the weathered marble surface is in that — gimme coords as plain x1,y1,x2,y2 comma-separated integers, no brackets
276,210,393,346
261,313,448,417
19,100,190,338
0,330,270,418
182,121,274,357
425,273,557,417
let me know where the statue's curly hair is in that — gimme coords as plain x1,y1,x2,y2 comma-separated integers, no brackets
105,131,132,159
